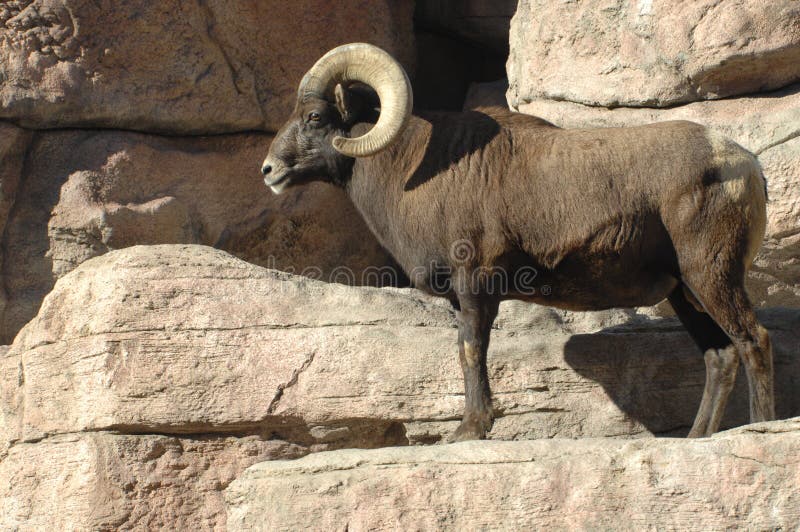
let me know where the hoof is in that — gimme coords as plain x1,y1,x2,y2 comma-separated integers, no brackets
447,417,492,443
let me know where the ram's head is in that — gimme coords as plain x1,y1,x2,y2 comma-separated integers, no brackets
261,43,412,194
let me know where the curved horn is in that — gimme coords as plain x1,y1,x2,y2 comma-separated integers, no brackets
297,43,413,158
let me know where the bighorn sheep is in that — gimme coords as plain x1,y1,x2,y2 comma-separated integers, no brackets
261,43,774,441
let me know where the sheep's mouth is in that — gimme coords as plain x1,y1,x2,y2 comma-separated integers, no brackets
265,172,291,194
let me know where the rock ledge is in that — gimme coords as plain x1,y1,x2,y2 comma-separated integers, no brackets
227,418,800,530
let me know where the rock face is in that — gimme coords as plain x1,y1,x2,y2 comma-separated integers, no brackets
0,1,418,343
463,79,509,109
226,419,800,530
0,0,415,134
508,0,800,109
0,123,31,325
0,130,391,343
0,433,305,531
1,245,799,528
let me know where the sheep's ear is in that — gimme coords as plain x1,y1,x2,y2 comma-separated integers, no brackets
334,83,352,124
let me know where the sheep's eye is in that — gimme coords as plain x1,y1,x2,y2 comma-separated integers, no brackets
308,111,321,122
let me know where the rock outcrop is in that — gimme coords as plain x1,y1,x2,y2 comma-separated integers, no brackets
1,245,798,528
0,433,305,531
3,245,799,447
226,419,800,530
508,0,800,109
0,0,415,134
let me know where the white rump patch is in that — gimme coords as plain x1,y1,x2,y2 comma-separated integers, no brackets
705,130,766,266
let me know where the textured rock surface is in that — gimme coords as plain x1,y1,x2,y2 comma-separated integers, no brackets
513,84,800,308
2,245,799,452
0,433,306,531
514,84,800,161
0,123,28,237
508,0,800,109
1,2,797,529
226,419,800,531
0,0,415,134
0,130,391,343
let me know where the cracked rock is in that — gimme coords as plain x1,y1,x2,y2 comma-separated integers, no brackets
0,245,798,529
0,432,306,531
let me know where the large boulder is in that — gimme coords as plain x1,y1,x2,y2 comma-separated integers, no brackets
0,130,392,343
226,419,800,530
0,0,415,134
507,0,800,109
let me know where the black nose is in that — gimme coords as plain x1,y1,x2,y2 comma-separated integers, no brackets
261,164,272,176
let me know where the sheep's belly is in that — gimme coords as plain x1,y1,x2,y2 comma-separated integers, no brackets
508,258,679,312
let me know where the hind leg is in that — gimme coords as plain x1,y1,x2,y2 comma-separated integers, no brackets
680,275,775,428
668,285,740,437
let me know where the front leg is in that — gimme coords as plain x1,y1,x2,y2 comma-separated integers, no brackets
448,295,499,442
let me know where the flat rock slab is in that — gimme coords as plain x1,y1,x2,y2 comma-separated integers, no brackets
226,418,800,531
